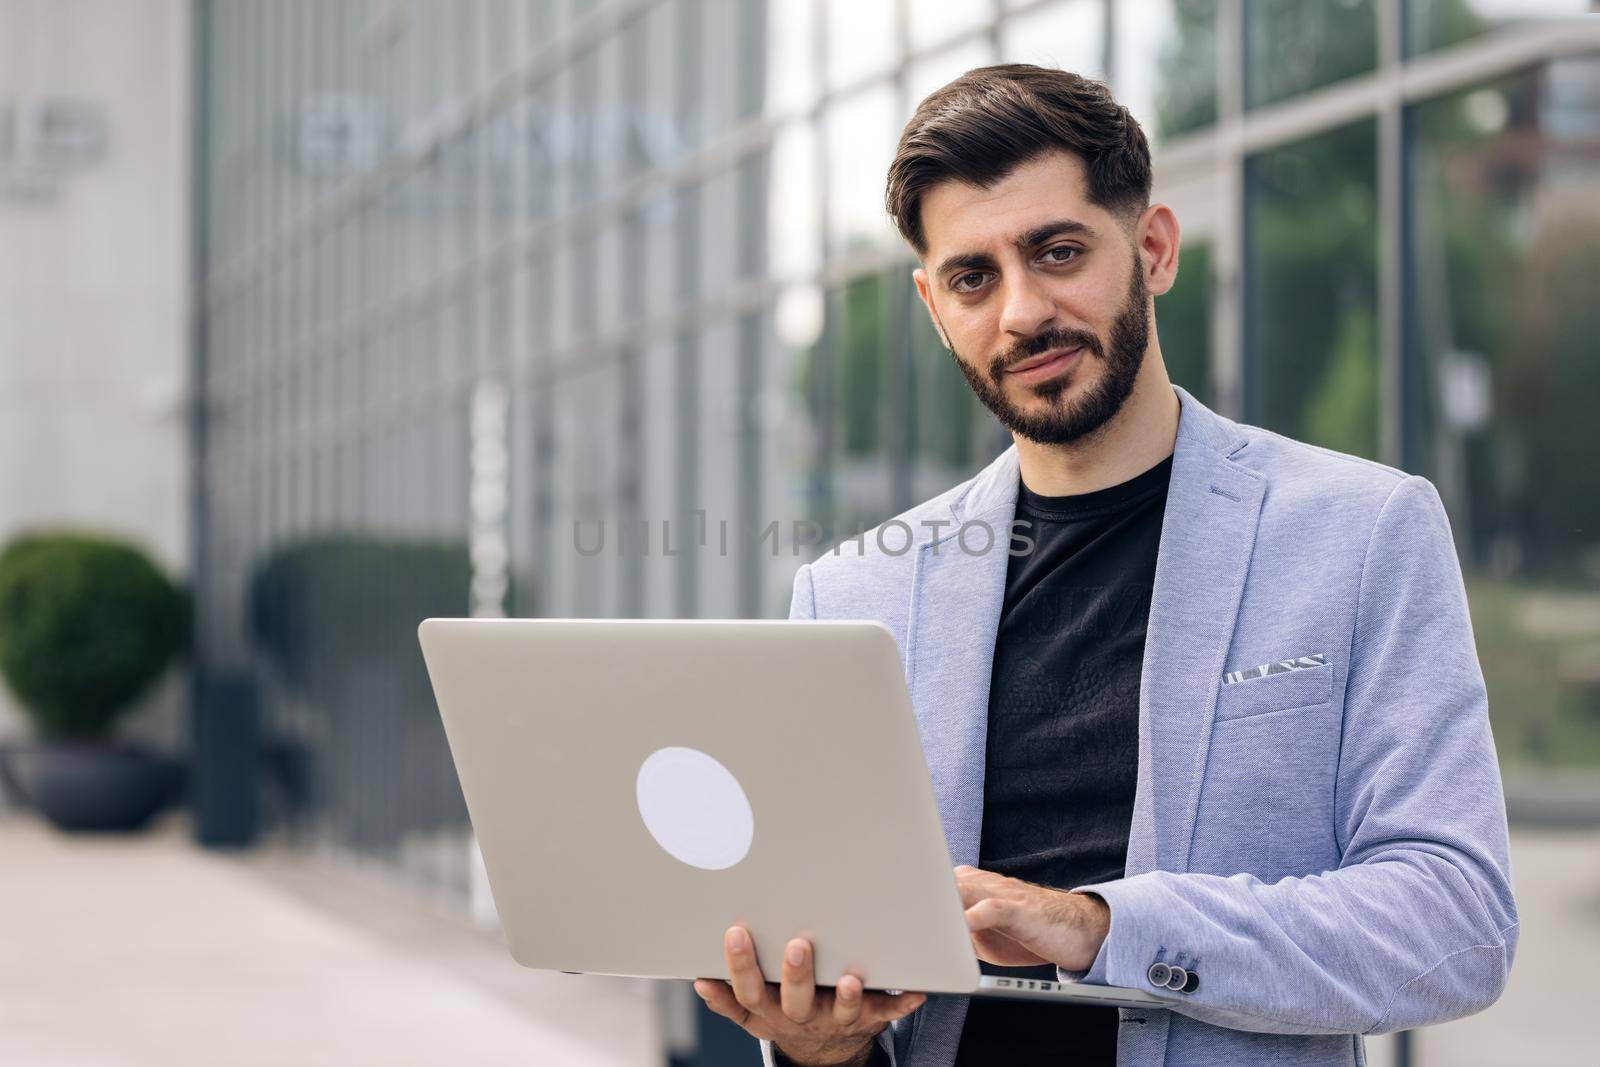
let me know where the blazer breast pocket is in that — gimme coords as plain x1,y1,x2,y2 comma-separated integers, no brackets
1213,658,1334,723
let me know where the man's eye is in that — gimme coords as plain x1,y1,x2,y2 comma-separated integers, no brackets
1043,246,1080,263
953,272,987,292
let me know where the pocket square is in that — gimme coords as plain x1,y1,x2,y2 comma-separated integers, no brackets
1222,652,1326,686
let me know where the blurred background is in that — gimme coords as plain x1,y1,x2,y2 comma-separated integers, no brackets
2,1,1598,1065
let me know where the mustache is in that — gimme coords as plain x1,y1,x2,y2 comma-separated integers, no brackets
991,327,1104,378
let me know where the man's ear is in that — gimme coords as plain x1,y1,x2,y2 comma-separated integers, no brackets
1136,204,1180,298
912,267,952,351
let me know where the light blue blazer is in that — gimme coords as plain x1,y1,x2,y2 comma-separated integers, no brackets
762,384,1518,1067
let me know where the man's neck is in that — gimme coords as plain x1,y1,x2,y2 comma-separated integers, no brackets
1013,353,1180,497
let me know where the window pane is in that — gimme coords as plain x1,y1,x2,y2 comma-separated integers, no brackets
1406,60,1600,768
1246,0,1376,109
909,288,996,503
1406,0,1590,56
827,0,894,90
764,0,816,115
998,0,1105,80
823,86,900,254
1116,0,1219,144
768,124,821,279
1244,119,1379,458
909,0,992,53
1157,239,1213,407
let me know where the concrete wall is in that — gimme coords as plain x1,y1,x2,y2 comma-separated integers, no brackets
0,0,190,741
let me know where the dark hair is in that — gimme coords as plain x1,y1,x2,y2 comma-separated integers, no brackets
885,64,1152,257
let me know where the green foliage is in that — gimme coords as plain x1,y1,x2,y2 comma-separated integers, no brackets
1304,307,1379,459
1467,576,1600,768
0,532,188,738
1503,212,1600,576
247,534,472,698
1245,118,1380,459
1156,241,1213,404
1244,0,1378,108
911,303,985,470
1407,0,1489,55
840,273,886,457
1154,0,1219,139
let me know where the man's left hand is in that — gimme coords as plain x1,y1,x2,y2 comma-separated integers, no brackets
953,865,1110,973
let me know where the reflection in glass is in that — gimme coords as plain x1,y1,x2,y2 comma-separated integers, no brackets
1117,0,1219,143
768,124,821,280
1244,119,1379,459
999,0,1105,80
909,289,997,502
838,273,888,463
909,0,992,53
1407,60,1600,768
765,0,816,116
1406,0,1590,56
1157,240,1213,406
826,0,894,90
823,86,900,254
1246,0,1376,109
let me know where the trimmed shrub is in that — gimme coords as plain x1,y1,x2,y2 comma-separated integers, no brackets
0,532,188,738
247,533,472,697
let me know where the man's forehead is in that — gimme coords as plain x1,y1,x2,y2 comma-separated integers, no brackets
919,151,1101,266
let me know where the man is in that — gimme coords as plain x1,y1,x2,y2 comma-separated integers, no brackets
693,64,1518,1066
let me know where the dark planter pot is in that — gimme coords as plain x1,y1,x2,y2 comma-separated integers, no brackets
0,741,184,832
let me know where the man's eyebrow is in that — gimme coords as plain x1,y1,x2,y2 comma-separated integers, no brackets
933,218,1099,281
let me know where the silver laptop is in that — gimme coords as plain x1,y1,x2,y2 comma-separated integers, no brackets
417,617,1164,1008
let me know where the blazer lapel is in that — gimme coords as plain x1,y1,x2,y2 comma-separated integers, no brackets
1130,387,1264,875
903,448,1019,869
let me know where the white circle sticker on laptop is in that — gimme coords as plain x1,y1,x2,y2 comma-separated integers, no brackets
635,746,755,871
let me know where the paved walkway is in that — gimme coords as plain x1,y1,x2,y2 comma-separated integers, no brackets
0,815,659,1067
2,813,1596,1066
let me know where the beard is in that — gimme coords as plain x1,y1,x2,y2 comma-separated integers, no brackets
950,260,1150,446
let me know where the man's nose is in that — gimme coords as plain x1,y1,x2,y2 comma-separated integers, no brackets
996,270,1057,339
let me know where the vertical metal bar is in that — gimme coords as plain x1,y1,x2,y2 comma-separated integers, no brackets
890,0,914,513
811,0,836,545
1378,0,1405,468
620,14,647,619
1211,0,1246,421
1102,0,1117,89
187,0,215,843
736,0,768,619
674,0,703,618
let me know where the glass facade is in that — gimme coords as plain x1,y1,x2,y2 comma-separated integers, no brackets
193,0,1600,930
1405,57,1600,767
1245,118,1380,459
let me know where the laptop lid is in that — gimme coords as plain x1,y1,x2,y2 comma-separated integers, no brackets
417,617,983,995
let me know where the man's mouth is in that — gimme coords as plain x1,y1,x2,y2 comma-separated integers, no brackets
1006,346,1083,384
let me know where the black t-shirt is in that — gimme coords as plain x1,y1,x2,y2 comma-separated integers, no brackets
953,453,1172,1065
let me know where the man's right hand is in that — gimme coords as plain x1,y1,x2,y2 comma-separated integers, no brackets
692,925,925,1066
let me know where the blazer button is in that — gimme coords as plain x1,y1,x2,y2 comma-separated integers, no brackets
1165,966,1188,991
1146,962,1171,987
1181,970,1200,994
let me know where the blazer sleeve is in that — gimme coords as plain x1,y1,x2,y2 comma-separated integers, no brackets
1056,474,1520,1035
760,562,910,1067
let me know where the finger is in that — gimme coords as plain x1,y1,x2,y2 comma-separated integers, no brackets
779,938,817,1024
864,989,927,1025
724,926,770,1013
694,979,750,1026
965,899,1055,966
831,973,865,1027
964,897,1016,934
952,865,1003,906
